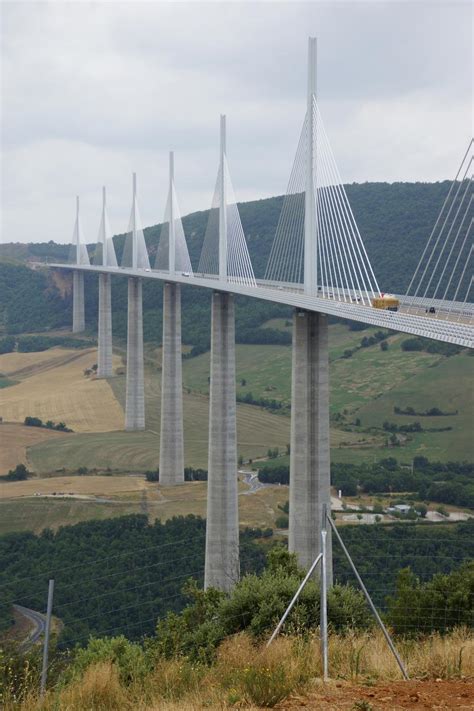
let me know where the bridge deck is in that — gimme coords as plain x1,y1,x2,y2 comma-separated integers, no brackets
50,264,474,349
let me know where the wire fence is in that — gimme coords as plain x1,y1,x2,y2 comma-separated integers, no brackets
3,525,472,651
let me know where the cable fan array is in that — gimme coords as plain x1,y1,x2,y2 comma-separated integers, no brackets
154,160,193,275
265,96,380,305
198,156,256,288
67,197,90,266
406,140,473,321
92,188,118,267
121,174,151,270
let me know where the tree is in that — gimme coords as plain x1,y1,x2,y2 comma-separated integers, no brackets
1,463,30,481
417,503,428,518
145,470,159,482
386,563,474,635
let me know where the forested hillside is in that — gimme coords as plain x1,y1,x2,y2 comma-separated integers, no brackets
0,181,453,344
0,514,471,645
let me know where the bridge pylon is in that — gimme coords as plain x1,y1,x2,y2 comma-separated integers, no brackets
95,187,117,378
289,309,332,582
125,276,145,431
205,291,239,591
69,196,88,333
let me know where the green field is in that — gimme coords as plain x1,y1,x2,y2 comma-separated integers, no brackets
26,324,474,471
356,350,474,462
182,323,371,402
0,497,140,535
181,324,473,463
0,374,17,389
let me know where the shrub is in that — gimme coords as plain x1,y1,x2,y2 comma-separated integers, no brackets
155,548,370,663
64,636,149,686
275,515,289,529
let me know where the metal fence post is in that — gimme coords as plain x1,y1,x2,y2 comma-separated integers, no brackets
327,515,409,680
267,552,323,646
40,579,54,696
320,503,329,680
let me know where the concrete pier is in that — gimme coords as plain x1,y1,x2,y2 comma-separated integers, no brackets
289,309,332,582
72,271,85,333
159,283,184,485
204,291,239,592
125,277,145,431
97,273,113,378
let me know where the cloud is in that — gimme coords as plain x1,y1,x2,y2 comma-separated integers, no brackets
1,0,472,244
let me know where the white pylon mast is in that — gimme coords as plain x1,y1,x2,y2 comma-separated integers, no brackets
132,172,137,270
304,37,317,295
75,196,80,265
219,114,227,281
169,152,175,275
101,186,107,267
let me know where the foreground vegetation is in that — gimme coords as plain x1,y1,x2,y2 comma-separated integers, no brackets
1,546,472,709
2,628,473,710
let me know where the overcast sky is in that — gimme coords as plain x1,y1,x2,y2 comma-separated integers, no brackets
1,0,472,245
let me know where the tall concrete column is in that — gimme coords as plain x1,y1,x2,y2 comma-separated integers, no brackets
204,291,239,592
159,282,184,485
289,309,332,582
125,277,145,431
97,273,113,378
72,271,85,333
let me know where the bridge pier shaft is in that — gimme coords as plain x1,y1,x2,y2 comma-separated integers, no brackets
205,291,239,591
72,271,85,333
125,277,145,431
159,283,184,485
289,309,332,582
97,273,113,378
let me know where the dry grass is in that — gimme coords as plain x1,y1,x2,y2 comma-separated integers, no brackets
0,475,290,533
327,627,474,681
8,629,473,711
0,348,81,377
0,423,68,475
0,474,148,499
0,348,124,432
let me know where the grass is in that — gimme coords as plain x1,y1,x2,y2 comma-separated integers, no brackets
6,628,473,710
0,348,124,433
0,477,291,534
182,323,370,403
182,327,473,463
0,497,140,536
4,322,472,486
356,350,474,462
0,423,69,476
0,374,17,389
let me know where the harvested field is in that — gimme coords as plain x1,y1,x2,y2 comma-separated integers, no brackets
0,422,70,475
0,477,288,533
0,474,147,499
0,348,124,432
0,347,82,378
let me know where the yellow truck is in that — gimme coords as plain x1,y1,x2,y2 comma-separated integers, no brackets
371,294,400,311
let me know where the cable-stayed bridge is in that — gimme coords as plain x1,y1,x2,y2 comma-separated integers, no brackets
50,38,473,593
